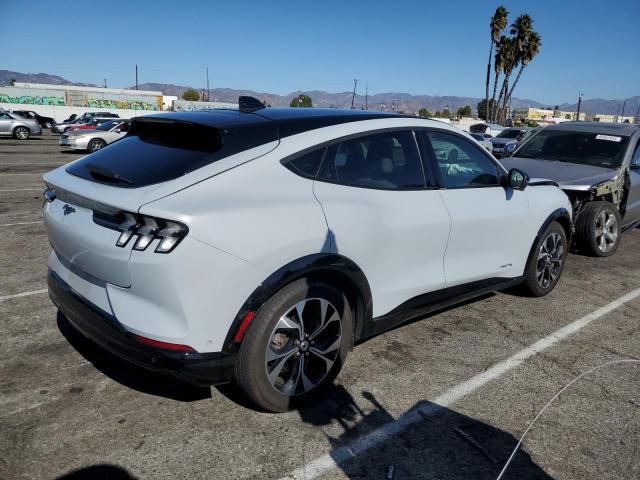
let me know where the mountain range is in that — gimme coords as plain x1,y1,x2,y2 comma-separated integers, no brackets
1,70,637,116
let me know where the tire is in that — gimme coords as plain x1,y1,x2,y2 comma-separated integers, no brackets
235,278,353,412
522,221,568,297
43,121,52,129
88,138,107,152
575,201,622,257
13,126,30,140
63,127,71,133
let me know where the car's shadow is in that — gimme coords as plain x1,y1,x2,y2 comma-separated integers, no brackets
56,312,211,402
294,386,553,479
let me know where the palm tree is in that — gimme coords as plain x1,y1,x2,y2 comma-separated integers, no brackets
495,36,518,124
506,30,541,113
490,36,508,122
498,15,533,123
485,6,508,120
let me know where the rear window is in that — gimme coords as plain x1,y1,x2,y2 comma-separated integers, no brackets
66,115,278,188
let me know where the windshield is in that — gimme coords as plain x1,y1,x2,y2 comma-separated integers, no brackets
97,121,118,131
497,129,524,139
515,130,630,168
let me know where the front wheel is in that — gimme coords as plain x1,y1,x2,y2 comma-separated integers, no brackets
522,221,568,297
235,279,352,412
13,126,30,140
575,201,622,257
88,138,107,152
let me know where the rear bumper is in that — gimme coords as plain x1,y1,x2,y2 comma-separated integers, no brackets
48,270,234,386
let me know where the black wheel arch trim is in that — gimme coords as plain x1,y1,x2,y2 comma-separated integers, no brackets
525,208,573,269
222,253,373,353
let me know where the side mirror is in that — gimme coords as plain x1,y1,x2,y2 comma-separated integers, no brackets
113,128,121,133
507,168,529,190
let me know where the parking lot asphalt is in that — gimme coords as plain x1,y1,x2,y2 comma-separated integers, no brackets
1,133,639,480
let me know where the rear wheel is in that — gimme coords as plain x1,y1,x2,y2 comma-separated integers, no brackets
575,201,621,257
235,278,352,412
13,126,30,140
88,138,107,152
522,221,567,297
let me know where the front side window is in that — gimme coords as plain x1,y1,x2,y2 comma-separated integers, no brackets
427,131,501,188
318,130,424,189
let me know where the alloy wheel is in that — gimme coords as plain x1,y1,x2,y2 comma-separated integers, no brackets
594,210,618,253
265,297,342,396
536,232,564,289
15,128,29,140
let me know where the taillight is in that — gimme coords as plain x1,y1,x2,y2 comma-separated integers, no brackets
94,210,188,253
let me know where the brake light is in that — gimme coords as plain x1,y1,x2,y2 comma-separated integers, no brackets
133,334,196,353
101,211,187,253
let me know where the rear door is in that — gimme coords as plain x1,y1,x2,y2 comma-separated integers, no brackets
420,129,531,286
0,113,12,134
312,129,451,317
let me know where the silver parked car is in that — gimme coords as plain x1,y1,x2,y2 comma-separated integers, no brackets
502,122,640,257
59,119,130,152
52,117,86,134
0,111,43,139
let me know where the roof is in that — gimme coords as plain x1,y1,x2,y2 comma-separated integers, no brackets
136,108,415,140
547,121,640,136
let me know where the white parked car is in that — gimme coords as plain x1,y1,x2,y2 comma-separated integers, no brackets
469,132,493,152
43,102,573,411
59,119,130,152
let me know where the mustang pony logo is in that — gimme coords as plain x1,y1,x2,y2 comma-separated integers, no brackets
62,204,76,215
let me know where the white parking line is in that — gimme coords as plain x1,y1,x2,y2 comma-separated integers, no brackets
0,221,42,227
0,289,48,302
280,287,640,480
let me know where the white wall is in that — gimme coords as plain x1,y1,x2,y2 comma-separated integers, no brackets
0,103,165,123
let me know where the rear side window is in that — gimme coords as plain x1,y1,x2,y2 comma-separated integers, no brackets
427,131,500,188
283,147,325,178
318,130,424,190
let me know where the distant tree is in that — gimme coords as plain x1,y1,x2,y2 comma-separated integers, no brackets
435,111,442,118
485,6,509,126
418,107,432,118
442,108,451,118
290,94,312,107
457,105,473,117
182,88,200,101
10,78,16,86
477,98,498,121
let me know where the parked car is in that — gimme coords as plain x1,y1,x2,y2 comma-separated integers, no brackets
470,132,493,152
68,117,122,132
470,122,505,137
43,103,572,412
80,112,120,120
52,117,86,134
12,110,56,129
503,122,640,257
490,127,531,158
60,119,130,152
0,111,42,139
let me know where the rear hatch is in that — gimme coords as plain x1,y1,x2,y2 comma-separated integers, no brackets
43,111,279,287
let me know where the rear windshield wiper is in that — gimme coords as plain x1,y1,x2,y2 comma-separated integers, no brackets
87,164,134,185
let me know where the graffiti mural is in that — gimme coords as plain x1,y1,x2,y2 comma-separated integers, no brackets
87,98,159,111
0,94,65,106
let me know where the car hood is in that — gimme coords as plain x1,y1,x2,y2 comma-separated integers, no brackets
501,157,618,190
491,137,517,146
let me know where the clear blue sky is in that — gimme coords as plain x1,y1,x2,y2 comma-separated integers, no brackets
2,0,638,104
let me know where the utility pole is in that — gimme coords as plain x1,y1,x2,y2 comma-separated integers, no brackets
206,67,210,102
103,79,107,88
620,100,626,120
365,82,368,110
635,105,640,124
351,78,358,109
135,65,138,90
575,92,583,121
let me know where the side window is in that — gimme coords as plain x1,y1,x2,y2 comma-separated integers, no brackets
284,147,325,178
318,130,424,189
117,123,129,133
0,113,10,120
427,131,501,188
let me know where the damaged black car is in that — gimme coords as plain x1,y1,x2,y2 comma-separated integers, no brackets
502,122,640,257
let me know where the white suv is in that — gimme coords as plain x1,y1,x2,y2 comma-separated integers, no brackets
43,101,573,411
